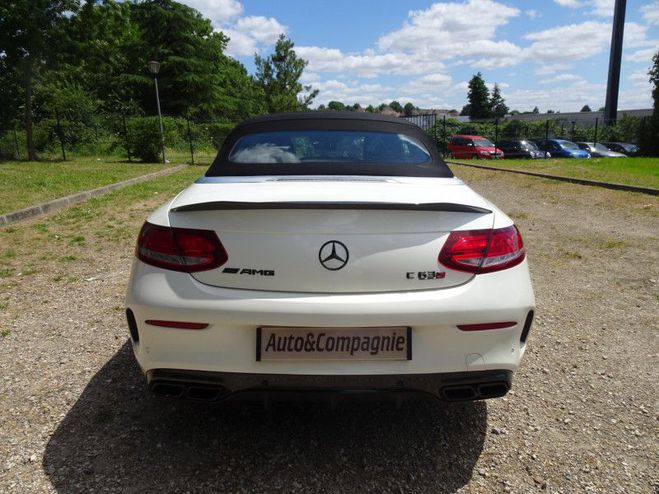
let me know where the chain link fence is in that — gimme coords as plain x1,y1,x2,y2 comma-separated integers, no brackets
1,110,653,162
0,111,230,164
405,113,649,158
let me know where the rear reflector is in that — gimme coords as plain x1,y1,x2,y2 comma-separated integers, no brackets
457,321,516,331
145,319,209,330
136,222,228,272
438,225,525,274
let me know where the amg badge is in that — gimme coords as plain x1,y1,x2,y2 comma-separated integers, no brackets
223,267,275,276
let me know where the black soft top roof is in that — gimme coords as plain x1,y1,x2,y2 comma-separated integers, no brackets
206,111,453,178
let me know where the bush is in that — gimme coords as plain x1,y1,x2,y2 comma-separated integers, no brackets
125,116,179,162
206,122,235,149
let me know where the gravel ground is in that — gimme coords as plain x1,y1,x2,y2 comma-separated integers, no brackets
0,167,657,493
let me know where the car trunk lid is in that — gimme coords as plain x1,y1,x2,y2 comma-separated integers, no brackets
167,178,495,293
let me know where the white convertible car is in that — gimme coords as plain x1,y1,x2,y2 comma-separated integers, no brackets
125,112,535,403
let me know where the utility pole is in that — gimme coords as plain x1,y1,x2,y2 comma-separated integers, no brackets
603,0,627,125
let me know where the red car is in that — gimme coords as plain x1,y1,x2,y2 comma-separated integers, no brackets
447,135,504,159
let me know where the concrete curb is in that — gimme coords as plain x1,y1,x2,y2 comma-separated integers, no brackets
0,164,187,227
447,161,659,196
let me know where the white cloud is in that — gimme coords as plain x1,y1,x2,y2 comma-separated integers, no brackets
505,80,607,112
378,0,520,52
525,9,539,19
552,0,615,17
179,0,242,25
311,80,395,107
629,69,649,83
296,46,446,78
590,0,614,17
554,0,581,7
178,1,286,57
619,69,652,108
625,47,658,63
223,16,287,56
640,1,659,24
234,16,286,44
539,73,584,84
525,21,611,64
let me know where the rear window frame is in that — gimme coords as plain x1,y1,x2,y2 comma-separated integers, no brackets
206,116,453,178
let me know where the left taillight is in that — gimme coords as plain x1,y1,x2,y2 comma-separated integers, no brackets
438,225,525,274
136,221,228,272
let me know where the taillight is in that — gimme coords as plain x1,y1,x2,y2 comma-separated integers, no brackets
438,225,525,274
136,222,228,272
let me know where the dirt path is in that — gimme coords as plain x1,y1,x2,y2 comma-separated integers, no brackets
0,168,657,493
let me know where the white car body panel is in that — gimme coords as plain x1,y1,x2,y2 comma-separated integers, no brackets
126,258,534,375
167,178,501,293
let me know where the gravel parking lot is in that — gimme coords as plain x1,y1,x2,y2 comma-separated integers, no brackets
0,166,657,493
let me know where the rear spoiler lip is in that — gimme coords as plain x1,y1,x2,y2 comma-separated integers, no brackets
171,201,492,214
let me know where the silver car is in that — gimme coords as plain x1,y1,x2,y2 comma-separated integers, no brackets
576,142,627,158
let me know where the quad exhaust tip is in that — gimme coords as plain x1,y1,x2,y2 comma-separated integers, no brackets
441,381,509,401
151,379,509,402
150,381,227,402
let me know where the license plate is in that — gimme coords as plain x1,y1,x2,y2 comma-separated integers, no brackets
256,327,411,361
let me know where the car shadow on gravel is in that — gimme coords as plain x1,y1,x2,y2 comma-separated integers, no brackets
44,342,487,493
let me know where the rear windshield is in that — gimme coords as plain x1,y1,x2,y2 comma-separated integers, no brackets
228,130,431,165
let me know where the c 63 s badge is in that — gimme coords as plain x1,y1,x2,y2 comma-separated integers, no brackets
406,271,446,280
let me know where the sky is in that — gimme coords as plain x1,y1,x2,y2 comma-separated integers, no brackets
179,0,659,112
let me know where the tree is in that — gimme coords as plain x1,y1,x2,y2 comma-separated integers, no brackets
327,101,346,111
580,105,592,112
255,34,318,113
389,100,403,113
489,84,508,118
466,72,491,119
640,51,659,156
460,104,471,116
547,109,555,114
365,105,375,113
404,102,415,116
0,0,79,160
532,106,540,114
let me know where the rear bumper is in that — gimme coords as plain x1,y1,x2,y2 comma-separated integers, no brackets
126,258,535,379
146,368,513,402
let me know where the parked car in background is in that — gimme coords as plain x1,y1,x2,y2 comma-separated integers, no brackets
448,135,504,159
534,139,590,158
603,142,639,156
126,112,535,404
497,139,545,159
576,142,627,158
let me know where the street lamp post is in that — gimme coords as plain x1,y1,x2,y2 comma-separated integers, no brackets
147,60,167,164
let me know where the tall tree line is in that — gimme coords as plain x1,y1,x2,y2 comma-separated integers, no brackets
0,0,316,160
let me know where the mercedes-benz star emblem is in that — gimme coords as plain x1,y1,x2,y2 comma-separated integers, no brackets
318,240,349,271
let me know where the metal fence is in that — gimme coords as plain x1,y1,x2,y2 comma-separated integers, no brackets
405,113,648,157
0,112,227,164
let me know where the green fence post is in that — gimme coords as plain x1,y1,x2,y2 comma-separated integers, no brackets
55,109,66,161
187,118,195,166
13,127,20,160
593,118,599,147
442,115,447,156
122,112,132,162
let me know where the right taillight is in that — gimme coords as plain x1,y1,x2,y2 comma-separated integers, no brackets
136,222,228,272
438,225,525,274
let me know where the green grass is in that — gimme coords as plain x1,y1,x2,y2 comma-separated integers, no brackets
450,157,659,189
0,166,202,295
0,157,181,214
